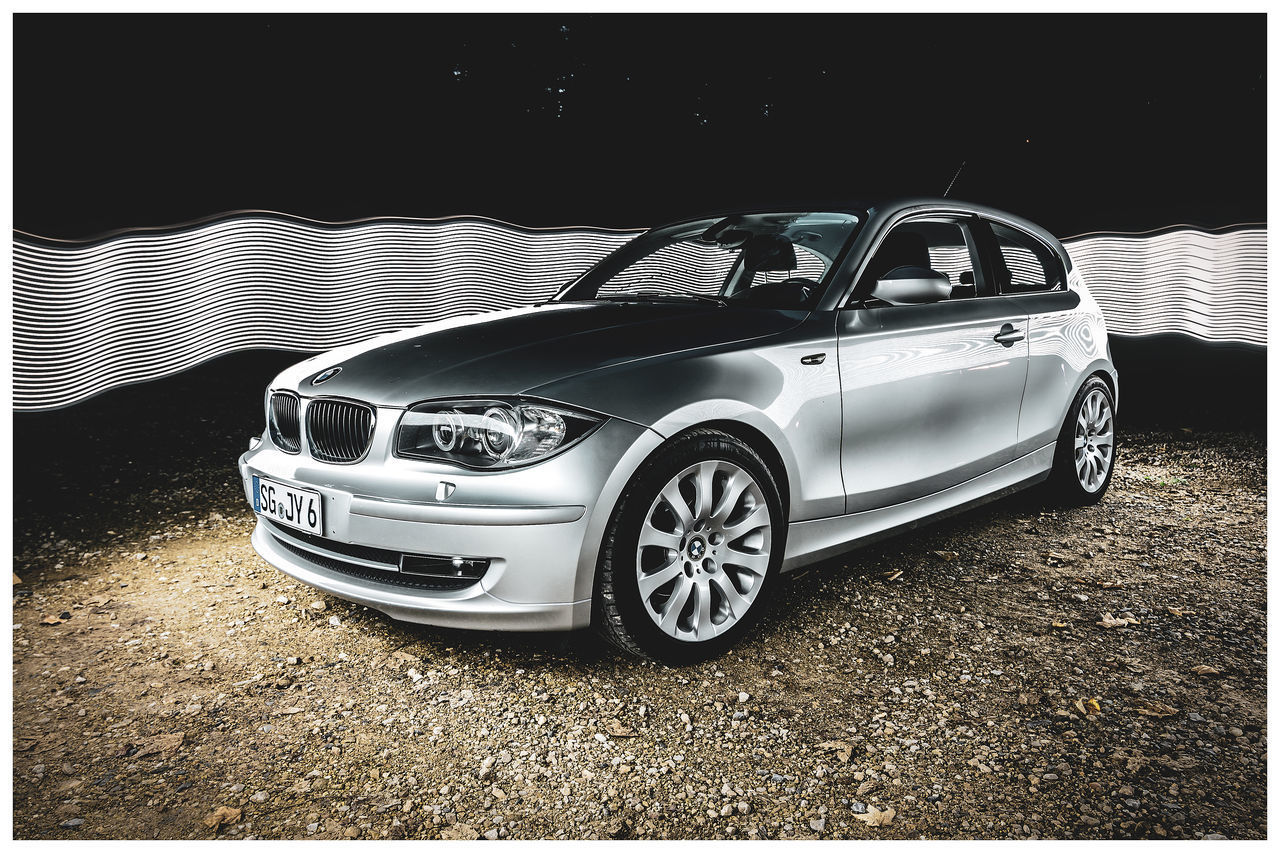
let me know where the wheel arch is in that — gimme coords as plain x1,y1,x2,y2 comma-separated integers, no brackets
687,419,792,517
572,416,794,606
1091,368,1118,412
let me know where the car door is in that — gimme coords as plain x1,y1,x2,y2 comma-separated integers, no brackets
974,217,1085,458
836,214,1030,513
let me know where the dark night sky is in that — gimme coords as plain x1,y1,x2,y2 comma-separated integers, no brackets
14,13,1267,239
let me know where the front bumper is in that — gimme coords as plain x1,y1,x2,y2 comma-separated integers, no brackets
250,522,590,630
238,415,663,631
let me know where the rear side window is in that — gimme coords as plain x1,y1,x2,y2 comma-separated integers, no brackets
989,222,1064,294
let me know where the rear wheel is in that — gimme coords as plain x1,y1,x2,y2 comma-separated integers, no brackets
1048,376,1116,505
594,429,784,664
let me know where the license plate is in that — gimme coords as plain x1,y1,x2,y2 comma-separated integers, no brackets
252,475,323,535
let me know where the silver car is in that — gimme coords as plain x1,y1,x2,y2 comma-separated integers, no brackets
238,198,1118,662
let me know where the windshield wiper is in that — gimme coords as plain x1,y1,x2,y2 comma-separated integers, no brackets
595,291,729,307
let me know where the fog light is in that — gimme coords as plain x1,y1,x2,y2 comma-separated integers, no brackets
400,554,491,579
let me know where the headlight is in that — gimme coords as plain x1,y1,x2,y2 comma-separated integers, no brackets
395,399,603,469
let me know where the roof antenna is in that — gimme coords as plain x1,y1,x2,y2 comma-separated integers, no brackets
942,159,966,198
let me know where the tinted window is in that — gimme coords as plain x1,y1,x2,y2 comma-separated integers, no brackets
989,222,1063,294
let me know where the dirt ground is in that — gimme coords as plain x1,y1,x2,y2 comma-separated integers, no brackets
12,428,1267,840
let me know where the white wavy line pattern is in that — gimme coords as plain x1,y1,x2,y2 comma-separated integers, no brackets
12,218,1267,411
1063,229,1267,347
13,218,636,410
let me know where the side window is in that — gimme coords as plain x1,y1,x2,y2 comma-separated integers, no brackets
988,222,1064,294
854,218,986,304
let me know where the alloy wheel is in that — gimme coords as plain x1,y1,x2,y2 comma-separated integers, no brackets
1074,388,1114,492
635,460,772,641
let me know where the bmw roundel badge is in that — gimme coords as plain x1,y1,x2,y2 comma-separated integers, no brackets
311,366,343,385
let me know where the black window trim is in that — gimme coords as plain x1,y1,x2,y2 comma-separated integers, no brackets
973,216,1068,297
843,211,991,308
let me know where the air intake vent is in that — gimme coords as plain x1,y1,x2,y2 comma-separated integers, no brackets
268,392,301,453
306,399,375,463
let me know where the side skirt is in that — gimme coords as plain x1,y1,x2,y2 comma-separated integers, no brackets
781,444,1056,572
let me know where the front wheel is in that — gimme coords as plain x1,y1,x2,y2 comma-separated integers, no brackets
593,429,785,664
1048,375,1117,505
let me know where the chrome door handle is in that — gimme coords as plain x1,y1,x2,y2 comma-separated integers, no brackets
993,323,1025,347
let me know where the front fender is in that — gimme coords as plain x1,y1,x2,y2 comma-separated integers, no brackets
529,319,845,523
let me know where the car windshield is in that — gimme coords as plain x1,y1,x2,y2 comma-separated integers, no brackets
556,211,861,309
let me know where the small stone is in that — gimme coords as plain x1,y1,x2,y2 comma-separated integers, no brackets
344,826,360,838
737,692,750,703
720,803,734,817
250,791,269,803
229,784,245,793
135,553,148,561
328,616,341,627
483,828,500,840
307,822,319,834
809,818,826,832
310,601,327,612
737,802,751,815
851,801,867,814
60,818,85,829
1228,727,1244,738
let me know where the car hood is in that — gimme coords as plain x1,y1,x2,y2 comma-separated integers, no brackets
275,301,807,409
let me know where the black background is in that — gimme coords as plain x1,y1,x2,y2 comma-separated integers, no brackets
11,12,1266,468
15,14,1266,239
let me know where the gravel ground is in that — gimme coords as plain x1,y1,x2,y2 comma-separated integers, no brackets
12,429,1266,839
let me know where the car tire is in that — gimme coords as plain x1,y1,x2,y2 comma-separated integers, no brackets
1048,375,1117,506
593,429,785,664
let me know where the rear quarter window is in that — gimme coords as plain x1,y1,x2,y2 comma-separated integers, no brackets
989,221,1065,294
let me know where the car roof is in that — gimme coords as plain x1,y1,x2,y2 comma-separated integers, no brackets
663,197,1066,260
